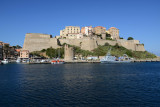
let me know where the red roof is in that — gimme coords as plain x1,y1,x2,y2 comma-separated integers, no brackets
16,49,21,52
109,27,118,29
95,26,106,29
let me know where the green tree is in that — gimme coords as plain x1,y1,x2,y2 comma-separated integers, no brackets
119,37,123,39
127,37,134,40
41,49,46,52
106,33,111,38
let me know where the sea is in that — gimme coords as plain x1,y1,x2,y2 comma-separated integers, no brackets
0,62,160,106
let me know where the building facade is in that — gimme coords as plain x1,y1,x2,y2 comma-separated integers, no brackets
0,42,2,60
60,26,80,37
20,50,29,59
93,26,106,35
107,27,119,40
81,26,93,36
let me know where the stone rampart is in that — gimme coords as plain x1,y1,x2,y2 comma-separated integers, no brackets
23,33,145,52
135,44,145,51
23,33,59,52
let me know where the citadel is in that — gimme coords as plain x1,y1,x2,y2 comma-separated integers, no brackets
23,26,145,53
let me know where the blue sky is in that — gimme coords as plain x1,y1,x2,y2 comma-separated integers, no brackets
0,0,160,55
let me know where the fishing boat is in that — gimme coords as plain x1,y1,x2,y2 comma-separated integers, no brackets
1,59,9,64
51,48,65,64
100,48,132,63
51,60,65,64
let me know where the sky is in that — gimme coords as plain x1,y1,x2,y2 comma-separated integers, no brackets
0,0,160,55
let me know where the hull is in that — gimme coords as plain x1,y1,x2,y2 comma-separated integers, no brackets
1,61,9,64
51,62,65,64
101,60,131,63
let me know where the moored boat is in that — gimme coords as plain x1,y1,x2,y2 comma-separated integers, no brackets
100,48,132,63
51,60,65,64
1,59,9,64
16,58,21,63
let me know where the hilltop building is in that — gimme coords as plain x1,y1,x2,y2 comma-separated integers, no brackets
107,27,119,40
93,26,106,35
81,26,93,36
60,26,81,39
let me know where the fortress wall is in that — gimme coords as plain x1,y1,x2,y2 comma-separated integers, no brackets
81,39,98,51
135,44,145,51
117,39,140,44
59,38,98,51
117,40,136,51
23,33,145,52
23,33,58,52
50,38,59,48
59,39,82,47
97,39,117,46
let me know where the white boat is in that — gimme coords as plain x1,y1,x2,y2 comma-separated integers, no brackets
40,59,46,63
100,48,132,63
16,58,21,63
1,59,9,64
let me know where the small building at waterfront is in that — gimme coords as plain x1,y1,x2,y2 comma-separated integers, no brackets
20,50,29,59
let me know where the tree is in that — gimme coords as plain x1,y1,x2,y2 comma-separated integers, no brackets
119,37,123,39
104,43,110,46
127,37,134,40
106,33,111,38
41,49,46,52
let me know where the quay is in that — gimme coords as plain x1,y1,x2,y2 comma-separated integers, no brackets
133,57,160,62
27,58,160,64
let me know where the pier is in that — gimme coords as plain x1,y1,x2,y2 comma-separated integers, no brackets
133,57,160,62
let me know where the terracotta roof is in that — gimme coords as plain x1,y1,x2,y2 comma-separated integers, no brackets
15,49,21,52
109,27,118,29
95,26,106,29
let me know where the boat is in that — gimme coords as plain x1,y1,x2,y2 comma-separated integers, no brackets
1,59,9,64
16,58,21,63
100,48,132,63
40,59,46,63
51,60,65,64
0,60,2,65
51,49,65,64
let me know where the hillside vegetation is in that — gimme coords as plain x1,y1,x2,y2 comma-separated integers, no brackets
30,43,156,59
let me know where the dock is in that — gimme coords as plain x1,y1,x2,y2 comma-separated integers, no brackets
22,57,160,64
133,57,160,62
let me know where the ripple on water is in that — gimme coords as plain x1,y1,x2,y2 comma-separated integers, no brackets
0,63,160,106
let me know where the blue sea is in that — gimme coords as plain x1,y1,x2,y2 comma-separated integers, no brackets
0,62,160,106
